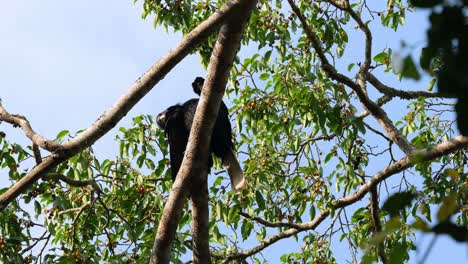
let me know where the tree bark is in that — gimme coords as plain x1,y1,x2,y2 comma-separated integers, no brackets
150,1,256,263
190,178,210,263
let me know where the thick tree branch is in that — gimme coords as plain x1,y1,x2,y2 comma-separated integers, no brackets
150,1,256,263
288,0,415,156
366,73,456,100
190,178,210,264
224,136,467,260
0,104,63,152
0,0,243,210
333,135,468,207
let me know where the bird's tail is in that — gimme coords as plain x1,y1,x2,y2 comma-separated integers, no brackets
223,150,247,193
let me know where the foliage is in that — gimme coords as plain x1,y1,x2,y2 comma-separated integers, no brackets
1,0,466,263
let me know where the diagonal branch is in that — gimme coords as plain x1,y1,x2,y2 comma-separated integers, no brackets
0,0,245,210
223,136,467,260
239,211,302,229
366,73,456,100
327,0,372,73
42,173,101,192
345,3,372,73
0,104,62,152
287,0,415,156
150,1,257,263
333,135,468,207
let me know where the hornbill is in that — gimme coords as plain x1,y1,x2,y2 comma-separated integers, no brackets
156,77,246,192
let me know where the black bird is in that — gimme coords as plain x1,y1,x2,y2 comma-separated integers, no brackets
156,77,246,192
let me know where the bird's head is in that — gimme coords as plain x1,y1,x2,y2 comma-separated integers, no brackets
192,77,205,96
156,105,184,129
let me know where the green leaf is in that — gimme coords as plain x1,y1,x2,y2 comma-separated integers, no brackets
255,191,265,210
388,242,407,264
56,130,69,141
309,205,316,219
401,56,421,80
259,73,270,81
241,220,253,240
34,200,42,216
373,52,389,64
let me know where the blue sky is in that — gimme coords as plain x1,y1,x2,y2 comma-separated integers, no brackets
0,0,466,263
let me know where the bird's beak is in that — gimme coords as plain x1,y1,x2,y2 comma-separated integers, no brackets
156,112,167,129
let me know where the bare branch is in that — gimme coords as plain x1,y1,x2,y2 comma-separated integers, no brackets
20,231,49,254
239,211,302,229
366,73,455,100
150,1,256,263
0,104,62,152
42,173,101,192
355,95,391,119
58,200,92,216
0,0,244,210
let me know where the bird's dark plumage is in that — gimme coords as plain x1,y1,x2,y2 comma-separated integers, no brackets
156,77,246,191
192,77,205,96
156,104,189,181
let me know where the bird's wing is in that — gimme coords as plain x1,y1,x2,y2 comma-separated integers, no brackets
165,118,189,181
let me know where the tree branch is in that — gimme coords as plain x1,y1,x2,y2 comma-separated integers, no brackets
366,73,455,100
239,211,302,229
333,136,468,207
345,3,373,73
287,0,415,156
190,178,210,264
0,104,62,152
57,200,92,216
223,211,330,262
0,0,243,210
150,1,256,263
223,136,467,260
42,173,101,192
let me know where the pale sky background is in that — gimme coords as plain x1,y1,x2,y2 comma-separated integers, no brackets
0,0,466,263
